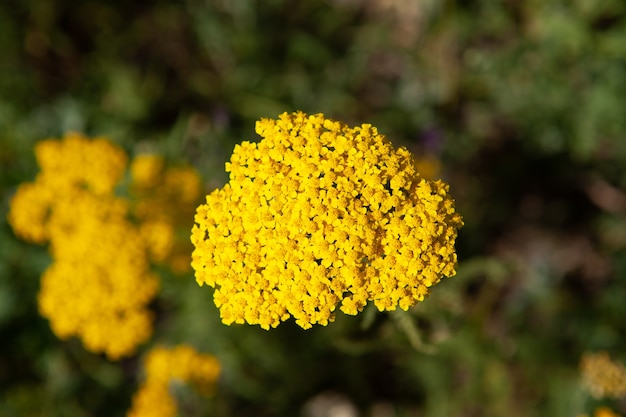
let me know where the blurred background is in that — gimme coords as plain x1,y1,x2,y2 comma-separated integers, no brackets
1,0,625,416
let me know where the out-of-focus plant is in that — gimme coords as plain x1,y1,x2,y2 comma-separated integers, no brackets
7,133,202,359
127,344,221,417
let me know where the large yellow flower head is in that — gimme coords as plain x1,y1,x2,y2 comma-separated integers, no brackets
191,111,463,330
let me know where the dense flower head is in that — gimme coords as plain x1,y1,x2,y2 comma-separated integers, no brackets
581,351,626,399
127,345,221,417
191,111,463,329
7,133,198,359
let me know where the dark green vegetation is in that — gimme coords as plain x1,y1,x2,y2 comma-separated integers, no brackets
1,1,625,416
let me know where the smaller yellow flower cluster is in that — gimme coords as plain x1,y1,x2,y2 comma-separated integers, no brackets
127,345,221,417
8,133,202,359
130,154,203,273
581,351,626,399
8,133,158,359
191,111,463,329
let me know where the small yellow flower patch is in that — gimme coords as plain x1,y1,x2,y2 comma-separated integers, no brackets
127,345,221,417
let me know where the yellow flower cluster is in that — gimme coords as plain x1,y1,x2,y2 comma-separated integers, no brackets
130,154,203,273
8,134,201,359
8,133,158,359
127,345,221,417
581,351,626,399
7,134,128,244
191,111,463,329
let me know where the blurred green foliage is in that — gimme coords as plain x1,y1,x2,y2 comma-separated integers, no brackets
1,0,625,416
